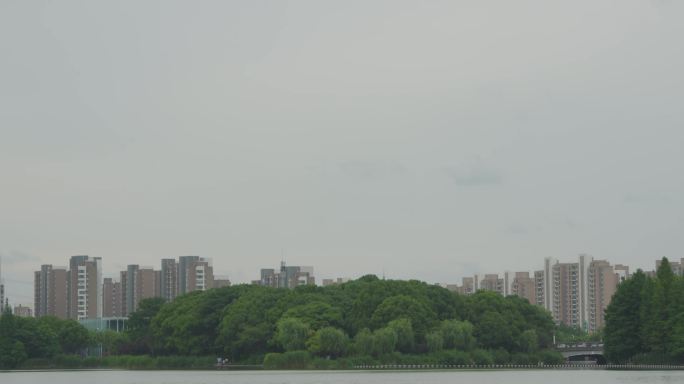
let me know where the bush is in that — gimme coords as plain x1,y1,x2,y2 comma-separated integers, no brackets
470,349,493,366
491,348,510,364
263,351,312,369
537,350,563,365
511,352,535,365
433,349,471,365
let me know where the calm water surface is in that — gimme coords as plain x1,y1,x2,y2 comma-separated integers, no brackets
2,370,684,384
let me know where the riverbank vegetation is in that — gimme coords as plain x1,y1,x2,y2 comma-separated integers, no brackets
1,275,566,369
604,257,684,364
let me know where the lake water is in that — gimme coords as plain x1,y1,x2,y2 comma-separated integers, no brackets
2,370,683,384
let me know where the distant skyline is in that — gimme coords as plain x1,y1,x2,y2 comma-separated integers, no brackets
2,1,683,305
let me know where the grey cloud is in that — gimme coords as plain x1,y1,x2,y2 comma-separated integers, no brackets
623,193,674,205
443,163,503,187
0,250,41,266
338,161,407,181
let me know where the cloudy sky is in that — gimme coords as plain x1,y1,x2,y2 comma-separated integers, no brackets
1,1,683,305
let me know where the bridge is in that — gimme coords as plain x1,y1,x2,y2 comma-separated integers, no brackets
554,342,605,364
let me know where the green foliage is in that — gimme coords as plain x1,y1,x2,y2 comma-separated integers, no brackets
353,328,374,356
370,295,437,340
372,327,398,356
470,349,494,365
0,339,27,369
0,314,91,369
440,319,475,350
275,317,311,351
604,270,646,362
425,331,444,352
306,327,349,358
126,297,166,354
263,351,312,369
386,318,415,352
282,301,343,330
153,284,250,356
518,329,538,353
604,259,684,364
1,275,564,367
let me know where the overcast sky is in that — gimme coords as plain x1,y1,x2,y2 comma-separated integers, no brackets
1,0,683,305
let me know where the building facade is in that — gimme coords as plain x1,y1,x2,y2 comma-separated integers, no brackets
68,255,103,320
102,277,123,317
258,262,315,289
34,264,69,319
511,271,536,305
160,258,178,301
14,304,33,317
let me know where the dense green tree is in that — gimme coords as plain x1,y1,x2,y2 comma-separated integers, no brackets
387,318,415,353
370,295,437,340
518,329,538,353
217,286,290,359
475,311,513,350
282,301,343,330
153,285,250,355
604,270,647,362
372,327,397,356
0,339,27,369
126,297,166,354
275,317,311,351
353,328,374,356
306,327,349,358
426,331,444,352
440,319,475,350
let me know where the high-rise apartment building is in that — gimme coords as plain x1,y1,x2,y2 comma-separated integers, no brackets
479,274,505,295
543,257,556,311
552,262,581,327
160,258,178,301
534,270,545,307
121,265,161,315
177,256,214,295
457,277,476,295
614,264,630,282
186,259,214,293
213,277,231,288
586,260,619,332
258,262,315,289
14,305,33,317
102,277,123,317
68,255,103,320
34,264,68,319
511,272,536,305
322,278,351,286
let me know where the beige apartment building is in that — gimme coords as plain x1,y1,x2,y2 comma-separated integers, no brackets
14,304,33,317
511,271,536,305
102,277,123,317
479,274,505,295
34,264,68,319
186,259,214,293
160,258,178,301
121,265,161,315
68,255,103,320
587,260,619,332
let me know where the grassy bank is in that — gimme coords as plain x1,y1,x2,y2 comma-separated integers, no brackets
262,349,564,370
18,355,217,370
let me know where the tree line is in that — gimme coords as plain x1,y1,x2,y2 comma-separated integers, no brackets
1,275,566,369
137,275,562,367
604,257,684,364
